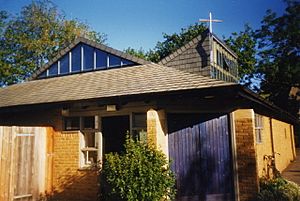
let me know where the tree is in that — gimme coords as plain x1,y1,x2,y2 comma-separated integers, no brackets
0,0,106,86
125,23,207,62
255,0,300,114
224,24,257,87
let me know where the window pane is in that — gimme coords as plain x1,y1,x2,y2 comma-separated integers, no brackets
60,54,69,74
38,71,47,78
133,113,147,128
72,44,81,72
83,44,94,70
122,59,134,66
109,54,121,67
48,63,58,76
83,116,96,129
64,117,80,130
96,49,107,69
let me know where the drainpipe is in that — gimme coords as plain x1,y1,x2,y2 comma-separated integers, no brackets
269,118,275,158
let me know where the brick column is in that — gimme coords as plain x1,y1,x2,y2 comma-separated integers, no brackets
234,109,259,201
147,109,168,159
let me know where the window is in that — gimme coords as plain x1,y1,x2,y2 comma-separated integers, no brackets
96,49,107,69
80,116,100,168
36,43,138,79
108,54,121,67
64,116,100,168
48,63,58,76
60,54,69,74
64,117,80,130
38,70,47,78
83,44,94,70
121,59,134,66
132,113,147,142
71,44,81,72
255,114,263,143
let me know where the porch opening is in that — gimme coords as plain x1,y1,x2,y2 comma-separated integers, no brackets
102,115,130,154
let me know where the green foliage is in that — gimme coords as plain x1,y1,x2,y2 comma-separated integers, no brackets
0,0,106,86
123,47,148,60
125,23,206,63
101,135,176,201
150,23,207,62
256,177,300,201
224,24,257,84
254,0,300,114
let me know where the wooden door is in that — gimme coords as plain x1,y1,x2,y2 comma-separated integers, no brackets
168,114,234,201
0,127,48,201
13,133,35,201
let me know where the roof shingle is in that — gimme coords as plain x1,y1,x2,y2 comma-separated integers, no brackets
0,64,235,108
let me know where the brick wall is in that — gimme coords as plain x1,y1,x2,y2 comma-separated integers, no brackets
256,116,296,177
234,109,259,201
51,131,98,201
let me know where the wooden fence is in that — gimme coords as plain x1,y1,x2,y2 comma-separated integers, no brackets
0,126,50,201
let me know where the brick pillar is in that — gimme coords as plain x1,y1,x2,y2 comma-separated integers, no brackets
147,109,169,159
234,109,259,201
52,131,98,201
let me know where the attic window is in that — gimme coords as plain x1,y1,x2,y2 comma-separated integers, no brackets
37,43,137,79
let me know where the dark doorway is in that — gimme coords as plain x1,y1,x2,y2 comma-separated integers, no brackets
102,115,130,154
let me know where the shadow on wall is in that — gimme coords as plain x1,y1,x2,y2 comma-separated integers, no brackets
40,169,99,201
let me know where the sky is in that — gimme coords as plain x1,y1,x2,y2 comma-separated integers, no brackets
0,0,286,51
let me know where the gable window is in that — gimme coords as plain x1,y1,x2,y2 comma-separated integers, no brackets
71,44,81,72
36,42,138,79
96,49,107,69
83,44,94,70
109,54,122,67
48,63,58,76
60,54,69,74
255,114,263,143
64,116,100,168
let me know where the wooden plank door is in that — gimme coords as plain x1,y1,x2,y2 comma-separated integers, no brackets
168,114,234,201
13,132,35,201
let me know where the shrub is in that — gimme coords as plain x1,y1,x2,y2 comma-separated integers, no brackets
100,135,176,201
256,177,300,201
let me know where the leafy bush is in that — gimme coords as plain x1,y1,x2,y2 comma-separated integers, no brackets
256,177,300,201
100,135,176,201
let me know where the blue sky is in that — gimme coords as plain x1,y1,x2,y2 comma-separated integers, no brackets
0,0,286,51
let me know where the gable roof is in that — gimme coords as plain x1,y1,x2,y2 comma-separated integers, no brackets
0,63,235,109
30,37,151,80
159,29,237,66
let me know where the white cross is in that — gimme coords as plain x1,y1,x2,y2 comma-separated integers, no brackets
199,12,223,33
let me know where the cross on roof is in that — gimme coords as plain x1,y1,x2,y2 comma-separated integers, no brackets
199,12,223,34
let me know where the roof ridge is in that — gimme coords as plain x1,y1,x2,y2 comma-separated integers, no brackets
29,37,151,81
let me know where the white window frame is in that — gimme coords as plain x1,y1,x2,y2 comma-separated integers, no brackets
255,114,263,143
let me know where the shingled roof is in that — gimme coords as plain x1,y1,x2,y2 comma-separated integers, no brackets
0,63,235,109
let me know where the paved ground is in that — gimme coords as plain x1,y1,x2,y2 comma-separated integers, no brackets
282,149,300,184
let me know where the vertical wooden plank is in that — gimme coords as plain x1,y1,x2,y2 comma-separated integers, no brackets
4,127,12,201
8,126,16,201
0,126,3,201
0,127,7,201
46,127,54,194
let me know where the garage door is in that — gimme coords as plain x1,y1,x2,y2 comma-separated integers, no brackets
168,114,234,201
